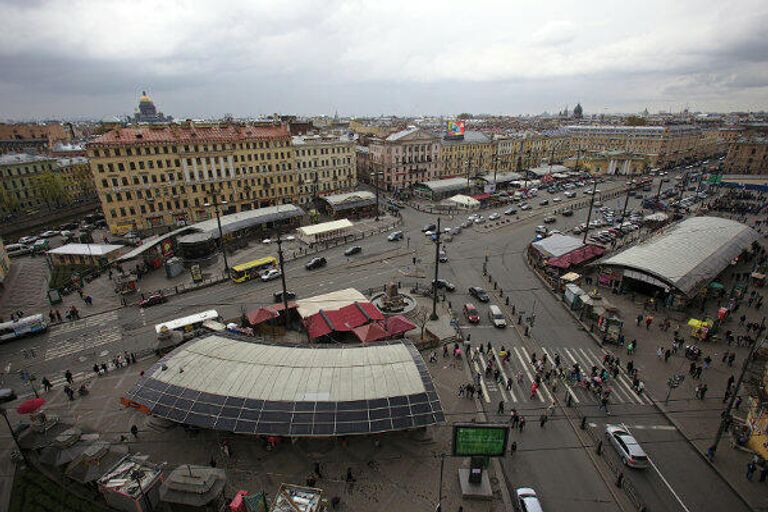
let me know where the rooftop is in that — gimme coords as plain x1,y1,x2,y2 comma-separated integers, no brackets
90,123,290,146
319,191,376,208
598,216,760,296
296,218,353,237
191,204,304,238
295,288,369,318
441,130,492,145
414,177,469,193
125,336,444,436
48,243,124,257
0,153,56,166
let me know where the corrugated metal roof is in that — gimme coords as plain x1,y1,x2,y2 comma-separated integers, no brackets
48,243,124,256
296,218,353,237
532,234,584,258
599,216,760,296
193,204,304,237
320,191,375,206
414,177,468,193
146,336,426,401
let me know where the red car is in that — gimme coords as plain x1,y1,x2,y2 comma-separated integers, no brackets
139,292,167,308
463,303,480,324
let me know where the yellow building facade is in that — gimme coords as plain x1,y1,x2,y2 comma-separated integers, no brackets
292,135,358,206
0,153,58,215
439,131,496,178
87,122,297,235
0,239,10,288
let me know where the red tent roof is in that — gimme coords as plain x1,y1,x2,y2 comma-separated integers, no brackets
382,315,417,337
547,245,605,269
303,301,386,340
352,322,390,343
471,193,491,201
246,307,280,326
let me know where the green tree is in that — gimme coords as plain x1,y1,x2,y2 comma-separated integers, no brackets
31,171,69,210
626,116,647,126
457,113,472,119
0,186,19,214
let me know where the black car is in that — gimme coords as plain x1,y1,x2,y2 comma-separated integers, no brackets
273,290,297,303
433,279,456,292
422,223,437,232
562,209,574,217
468,286,490,303
344,246,362,256
539,199,549,206
305,257,327,270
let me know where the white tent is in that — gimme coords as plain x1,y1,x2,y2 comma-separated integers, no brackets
444,194,480,210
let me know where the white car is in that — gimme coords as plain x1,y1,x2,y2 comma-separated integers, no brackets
40,230,59,238
606,425,649,468
488,213,500,220
262,238,272,244
516,487,544,512
552,197,562,203
284,235,295,241
260,268,282,281
425,230,436,237
519,203,531,210
474,216,486,224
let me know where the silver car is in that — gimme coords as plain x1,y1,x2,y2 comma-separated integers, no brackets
606,425,649,468
516,487,544,512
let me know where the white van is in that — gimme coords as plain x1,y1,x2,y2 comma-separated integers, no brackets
488,305,507,328
513,191,524,201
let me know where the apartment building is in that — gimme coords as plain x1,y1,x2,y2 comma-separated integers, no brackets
439,131,495,178
496,133,570,172
86,122,296,235
57,156,97,205
292,134,358,206
566,125,702,168
0,153,58,214
723,137,768,175
0,122,72,155
368,127,440,192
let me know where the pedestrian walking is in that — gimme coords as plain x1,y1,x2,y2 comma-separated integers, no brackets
64,385,74,401
636,313,643,326
747,461,757,481
530,382,539,400
55,309,62,322
101,363,108,374
497,400,505,415
130,425,139,439
65,370,73,385
760,463,768,483
664,349,671,362
700,383,708,400
345,467,355,484
509,441,517,456
728,352,736,367
645,315,653,330
735,396,743,410
42,377,52,391
518,416,526,432
93,363,100,376
539,414,548,428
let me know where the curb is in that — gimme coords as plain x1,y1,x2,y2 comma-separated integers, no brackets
523,252,758,512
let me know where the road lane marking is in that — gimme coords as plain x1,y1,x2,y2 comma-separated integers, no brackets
472,360,491,403
491,348,515,402
540,347,580,404
622,423,692,512
513,347,546,403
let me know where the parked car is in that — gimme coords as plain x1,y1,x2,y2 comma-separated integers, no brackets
504,207,518,215
539,199,549,206
438,251,448,263
387,230,404,241
305,257,327,270
519,203,531,210
468,286,490,303
516,488,544,512
463,303,480,323
273,290,297,303
552,197,562,203
543,216,556,224
18,235,38,245
488,212,500,220
433,279,456,292
561,209,573,217
139,292,167,308
260,268,282,281
535,225,548,234
606,425,649,468
344,246,362,256
262,238,273,244
39,230,59,238
5,244,33,257
422,223,437,232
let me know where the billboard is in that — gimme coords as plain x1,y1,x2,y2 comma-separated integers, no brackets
452,423,509,457
447,120,465,138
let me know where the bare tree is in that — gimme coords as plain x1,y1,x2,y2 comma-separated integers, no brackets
412,306,431,342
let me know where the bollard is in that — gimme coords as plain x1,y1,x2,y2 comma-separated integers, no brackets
580,416,587,430
493,282,497,290
566,393,572,407
505,296,510,306
524,325,530,337
511,304,516,314
596,440,603,455
499,288,503,295
488,274,492,283
448,301,452,310
518,314,523,325
616,471,624,488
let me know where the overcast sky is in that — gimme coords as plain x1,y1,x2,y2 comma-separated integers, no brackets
1,0,767,120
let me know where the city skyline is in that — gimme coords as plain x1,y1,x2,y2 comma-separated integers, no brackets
1,0,767,119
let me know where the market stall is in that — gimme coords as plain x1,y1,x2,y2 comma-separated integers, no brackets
688,318,714,341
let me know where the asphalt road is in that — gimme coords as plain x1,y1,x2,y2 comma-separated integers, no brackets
0,171,744,512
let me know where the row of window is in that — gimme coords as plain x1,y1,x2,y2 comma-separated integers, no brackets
297,158,353,168
0,163,55,177
295,146,352,156
102,173,293,193
90,139,289,158
96,158,294,175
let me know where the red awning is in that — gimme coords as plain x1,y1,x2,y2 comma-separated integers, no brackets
382,315,417,337
471,193,491,201
547,245,605,269
246,307,280,326
303,301,385,340
352,322,390,343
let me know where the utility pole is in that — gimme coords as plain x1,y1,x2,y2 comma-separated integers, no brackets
0,407,29,465
436,453,446,512
275,231,290,327
655,176,664,202
620,182,634,223
465,157,474,189
492,155,499,191
709,336,765,458
582,179,598,244
205,194,230,277
574,145,581,172
430,218,441,321
374,163,381,221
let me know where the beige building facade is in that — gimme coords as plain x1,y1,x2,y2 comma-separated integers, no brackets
0,153,58,214
292,135,358,206
0,238,9,288
368,128,441,192
87,122,297,235
439,131,495,178
723,137,768,175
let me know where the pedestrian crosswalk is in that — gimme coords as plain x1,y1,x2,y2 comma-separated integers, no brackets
50,310,119,335
44,330,123,361
468,344,654,407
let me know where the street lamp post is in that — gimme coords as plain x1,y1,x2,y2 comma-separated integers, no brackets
204,195,229,277
430,218,442,321
582,179,598,244
374,165,382,221
275,231,290,327
0,406,29,465
465,157,473,189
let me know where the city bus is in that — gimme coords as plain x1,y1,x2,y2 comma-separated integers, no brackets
230,256,278,283
0,314,48,343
